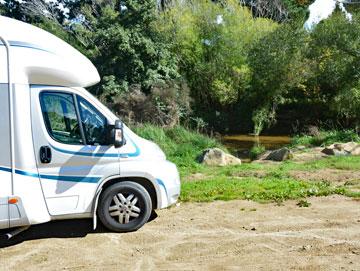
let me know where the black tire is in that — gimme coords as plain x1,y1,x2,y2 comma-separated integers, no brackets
98,181,152,232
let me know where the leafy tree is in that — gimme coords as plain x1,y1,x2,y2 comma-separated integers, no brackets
248,11,360,134
307,12,360,130
161,0,276,131
281,0,311,20
2,0,187,126
66,1,180,98
2,0,359,133
333,84,360,131
248,22,309,134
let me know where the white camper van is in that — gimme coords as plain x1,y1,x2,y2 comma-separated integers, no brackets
0,16,180,235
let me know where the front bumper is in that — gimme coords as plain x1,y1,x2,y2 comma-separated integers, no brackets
155,161,180,209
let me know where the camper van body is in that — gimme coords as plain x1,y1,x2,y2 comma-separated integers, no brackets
0,16,180,232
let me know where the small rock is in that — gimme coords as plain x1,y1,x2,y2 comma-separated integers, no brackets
334,143,345,151
342,142,358,153
299,245,312,251
350,145,360,156
265,148,291,161
322,147,348,156
322,142,360,156
251,227,256,231
199,148,241,166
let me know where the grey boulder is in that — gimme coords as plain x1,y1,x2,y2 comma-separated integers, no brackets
265,148,291,161
322,142,360,156
199,148,241,166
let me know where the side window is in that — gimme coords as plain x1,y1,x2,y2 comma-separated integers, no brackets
40,92,83,145
77,95,108,145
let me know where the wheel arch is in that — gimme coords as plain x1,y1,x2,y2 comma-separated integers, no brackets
100,177,158,209
92,175,159,230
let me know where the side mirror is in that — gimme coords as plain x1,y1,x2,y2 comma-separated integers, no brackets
113,120,125,148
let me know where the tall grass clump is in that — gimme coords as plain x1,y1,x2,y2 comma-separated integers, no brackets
249,145,266,160
132,124,225,172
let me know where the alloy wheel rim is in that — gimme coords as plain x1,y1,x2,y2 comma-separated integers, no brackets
109,193,141,224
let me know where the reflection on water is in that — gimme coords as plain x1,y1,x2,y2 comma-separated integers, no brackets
222,134,291,161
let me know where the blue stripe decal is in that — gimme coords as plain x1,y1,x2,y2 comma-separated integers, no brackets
0,40,54,54
50,136,141,158
15,169,39,178
156,179,168,196
121,136,141,158
39,174,100,183
0,166,11,173
50,144,119,158
0,166,100,183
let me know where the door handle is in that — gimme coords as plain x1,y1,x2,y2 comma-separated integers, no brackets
40,146,52,164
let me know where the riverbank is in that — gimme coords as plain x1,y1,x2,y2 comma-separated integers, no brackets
181,155,360,202
134,124,360,203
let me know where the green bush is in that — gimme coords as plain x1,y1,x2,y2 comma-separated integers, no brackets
291,130,360,147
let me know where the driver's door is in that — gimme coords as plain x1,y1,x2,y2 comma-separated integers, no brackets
30,86,120,216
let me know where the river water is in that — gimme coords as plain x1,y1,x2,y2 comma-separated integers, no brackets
222,134,291,161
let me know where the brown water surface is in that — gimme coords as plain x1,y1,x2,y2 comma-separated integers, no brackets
222,134,291,161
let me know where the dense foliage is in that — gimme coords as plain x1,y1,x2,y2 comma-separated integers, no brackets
159,0,277,132
1,0,359,134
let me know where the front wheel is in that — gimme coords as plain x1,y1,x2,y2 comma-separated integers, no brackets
98,181,152,232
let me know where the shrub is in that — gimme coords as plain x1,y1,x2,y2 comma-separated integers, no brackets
291,130,360,147
249,145,266,160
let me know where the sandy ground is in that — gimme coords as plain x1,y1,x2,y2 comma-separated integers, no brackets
0,195,359,271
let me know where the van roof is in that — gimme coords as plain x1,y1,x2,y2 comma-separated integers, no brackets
0,16,100,87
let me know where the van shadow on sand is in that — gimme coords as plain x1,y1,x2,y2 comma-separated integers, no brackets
0,211,158,248
0,219,106,248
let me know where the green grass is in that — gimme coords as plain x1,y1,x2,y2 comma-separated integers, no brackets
279,156,360,171
181,177,338,203
291,129,360,147
132,124,225,175
186,156,360,177
133,124,360,203
180,156,360,202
